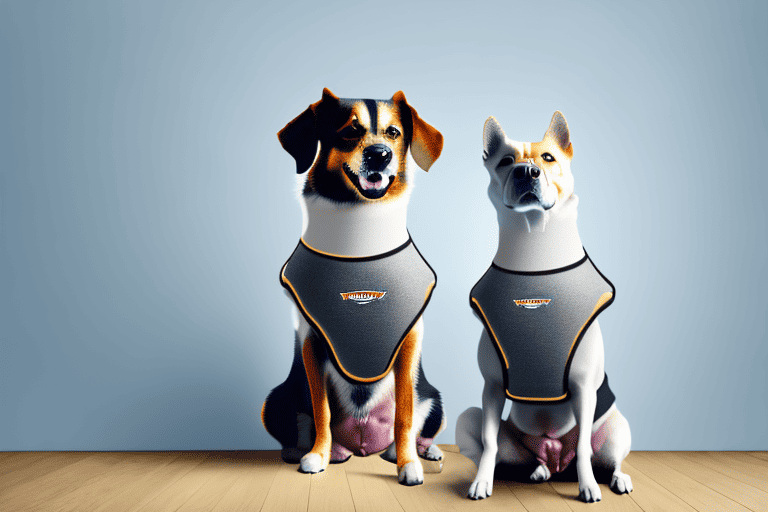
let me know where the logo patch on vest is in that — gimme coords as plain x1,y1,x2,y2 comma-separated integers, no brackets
514,298,552,309
340,290,387,305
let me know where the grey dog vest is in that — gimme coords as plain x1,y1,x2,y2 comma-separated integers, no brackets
470,252,615,402
281,238,436,382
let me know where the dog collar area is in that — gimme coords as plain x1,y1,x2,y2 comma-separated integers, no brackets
490,250,590,276
298,237,413,262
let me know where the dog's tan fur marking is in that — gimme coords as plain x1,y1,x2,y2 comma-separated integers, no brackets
508,111,575,204
394,323,422,468
392,91,443,172
303,333,332,467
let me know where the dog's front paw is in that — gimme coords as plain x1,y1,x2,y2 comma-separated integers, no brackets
578,478,602,503
419,444,443,461
529,464,552,482
467,477,493,500
397,460,424,486
611,471,633,494
298,452,327,474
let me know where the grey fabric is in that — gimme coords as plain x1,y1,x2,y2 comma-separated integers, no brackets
470,254,614,402
281,239,436,382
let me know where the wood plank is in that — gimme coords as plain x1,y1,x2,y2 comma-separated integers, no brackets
627,452,750,511
505,481,572,512
656,452,768,512
431,450,529,511
440,444,460,454
678,452,768,493
0,452,128,512
0,452,19,462
307,461,355,512
40,452,180,512
91,452,209,512
259,458,311,512
549,481,643,511
746,452,768,462
210,451,283,512
722,451,768,472
176,453,267,512
0,452,90,491
0,452,53,476
621,458,697,512
1,451,764,512
346,454,404,512
131,453,247,512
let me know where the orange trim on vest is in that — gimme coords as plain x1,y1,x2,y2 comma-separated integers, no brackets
473,292,613,402
281,266,435,383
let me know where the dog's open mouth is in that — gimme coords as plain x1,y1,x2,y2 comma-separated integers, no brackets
343,164,395,200
506,191,555,212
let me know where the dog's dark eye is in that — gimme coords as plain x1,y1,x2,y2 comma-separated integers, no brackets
498,155,515,167
542,153,555,162
386,126,401,139
340,123,364,140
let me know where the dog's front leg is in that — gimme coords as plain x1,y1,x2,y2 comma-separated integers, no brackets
394,322,423,485
299,334,331,474
570,381,601,502
467,329,505,499
467,378,505,499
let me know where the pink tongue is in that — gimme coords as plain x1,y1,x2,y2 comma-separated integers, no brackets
359,175,387,191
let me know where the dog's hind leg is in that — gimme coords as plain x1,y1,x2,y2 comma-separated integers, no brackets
456,407,484,466
463,330,508,500
593,407,633,494
262,332,314,463
415,359,445,461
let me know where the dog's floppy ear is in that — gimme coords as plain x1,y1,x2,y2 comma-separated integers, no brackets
483,116,507,161
277,88,340,174
543,111,573,158
392,91,443,171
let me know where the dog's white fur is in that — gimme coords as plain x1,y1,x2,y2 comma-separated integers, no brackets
300,193,411,257
456,116,632,503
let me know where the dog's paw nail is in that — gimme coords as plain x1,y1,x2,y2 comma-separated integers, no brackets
467,479,492,499
579,483,602,503
398,461,424,486
299,452,326,474
611,472,633,494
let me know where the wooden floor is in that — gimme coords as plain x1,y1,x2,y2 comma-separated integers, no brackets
1,447,767,512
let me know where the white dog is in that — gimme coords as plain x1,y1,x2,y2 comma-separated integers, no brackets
456,112,633,503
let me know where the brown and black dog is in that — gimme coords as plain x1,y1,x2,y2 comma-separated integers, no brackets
262,88,445,485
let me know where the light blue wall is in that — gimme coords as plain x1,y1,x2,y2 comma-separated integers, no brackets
1,0,766,451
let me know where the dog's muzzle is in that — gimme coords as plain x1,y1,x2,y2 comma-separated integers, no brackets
344,144,396,199
503,162,556,211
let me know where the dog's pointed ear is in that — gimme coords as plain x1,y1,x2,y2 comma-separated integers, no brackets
392,91,443,171
277,88,340,174
544,111,573,158
483,116,506,162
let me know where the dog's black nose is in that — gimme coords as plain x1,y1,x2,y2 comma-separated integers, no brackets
513,162,541,180
363,144,392,171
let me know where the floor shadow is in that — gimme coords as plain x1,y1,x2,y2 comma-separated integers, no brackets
493,459,615,484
